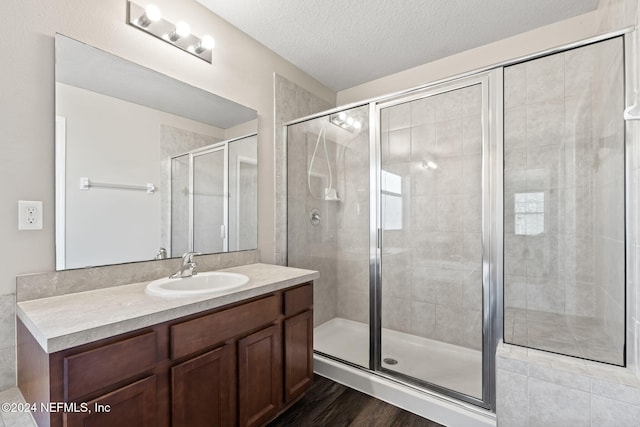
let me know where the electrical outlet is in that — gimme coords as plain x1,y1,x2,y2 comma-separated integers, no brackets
18,200,43,230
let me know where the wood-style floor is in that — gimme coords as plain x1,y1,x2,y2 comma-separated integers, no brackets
268,375,445,427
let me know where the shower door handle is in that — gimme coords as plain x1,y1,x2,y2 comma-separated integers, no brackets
377,228,382,249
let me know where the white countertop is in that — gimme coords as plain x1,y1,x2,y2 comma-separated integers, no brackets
17,263,318,354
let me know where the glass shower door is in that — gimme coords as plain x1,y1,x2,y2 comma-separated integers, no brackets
377,81,486,400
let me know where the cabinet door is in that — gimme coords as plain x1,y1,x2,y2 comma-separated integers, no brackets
171,344,234,427
64,375,156,427
238,324,282,427
284,310,313,403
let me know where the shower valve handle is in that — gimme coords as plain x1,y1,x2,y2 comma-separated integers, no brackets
310,209,321,226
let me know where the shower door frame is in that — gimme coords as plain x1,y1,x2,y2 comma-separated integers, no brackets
169,140,229,255
369,71,502,410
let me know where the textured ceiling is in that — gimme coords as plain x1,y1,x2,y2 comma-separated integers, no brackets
196,0,600,91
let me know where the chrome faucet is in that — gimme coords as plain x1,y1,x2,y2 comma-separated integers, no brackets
155,247,167,260
170,252,201,278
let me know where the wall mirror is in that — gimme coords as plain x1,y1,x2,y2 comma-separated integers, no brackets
55,34,258,270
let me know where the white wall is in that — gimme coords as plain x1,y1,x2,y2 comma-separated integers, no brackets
0,0,335,295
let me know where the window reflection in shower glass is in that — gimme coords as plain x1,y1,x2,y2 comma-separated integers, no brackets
503,37,625,365
382,170,403,230
514,192,544,236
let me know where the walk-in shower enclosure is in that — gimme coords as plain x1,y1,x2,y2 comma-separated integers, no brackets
286,35,627,412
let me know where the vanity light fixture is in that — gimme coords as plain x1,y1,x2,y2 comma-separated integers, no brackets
127,1,214,63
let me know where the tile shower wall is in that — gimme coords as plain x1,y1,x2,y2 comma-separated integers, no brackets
379,85,484,350
334,110,371,325
287,124,340,326
503,37,625,364
287,105,370,327
497,341,640,427
274,74,334,267
275,74,335,327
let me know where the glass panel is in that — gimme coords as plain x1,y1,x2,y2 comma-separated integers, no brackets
503,37,625,365
287,105,370,368
193,149,226,254
171,154,190,256
228,136,258,251
379,84,484,399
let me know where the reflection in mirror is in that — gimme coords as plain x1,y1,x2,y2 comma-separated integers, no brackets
169,135,257,256
55,34,258,270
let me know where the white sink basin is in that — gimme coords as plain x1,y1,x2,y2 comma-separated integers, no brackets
145,271,250,297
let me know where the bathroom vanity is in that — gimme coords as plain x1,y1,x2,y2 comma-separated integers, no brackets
16,263,317,427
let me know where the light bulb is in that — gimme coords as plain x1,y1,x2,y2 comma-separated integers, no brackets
346,117,354,126
145,5,161,21
175,21,191,37
201,35,215,50
353,121,362,130
194,35,215,54
138,4,161,27
338,112,347,121
169,21,191,42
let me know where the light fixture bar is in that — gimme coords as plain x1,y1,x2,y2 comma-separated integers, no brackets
127,1,213,63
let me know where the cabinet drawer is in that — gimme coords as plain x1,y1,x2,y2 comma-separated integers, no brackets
171,295,280,360
64,331,157,401
284,284,313,317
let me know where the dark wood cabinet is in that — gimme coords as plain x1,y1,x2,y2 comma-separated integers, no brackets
283,310,313,403
64,375,157,427
172,344,234,427
18,282,313,427
238,325,282,427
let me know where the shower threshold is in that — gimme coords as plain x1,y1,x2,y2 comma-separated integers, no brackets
314,318,493,426
314,318,482,398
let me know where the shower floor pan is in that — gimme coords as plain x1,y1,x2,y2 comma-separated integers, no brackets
314,317,482,398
